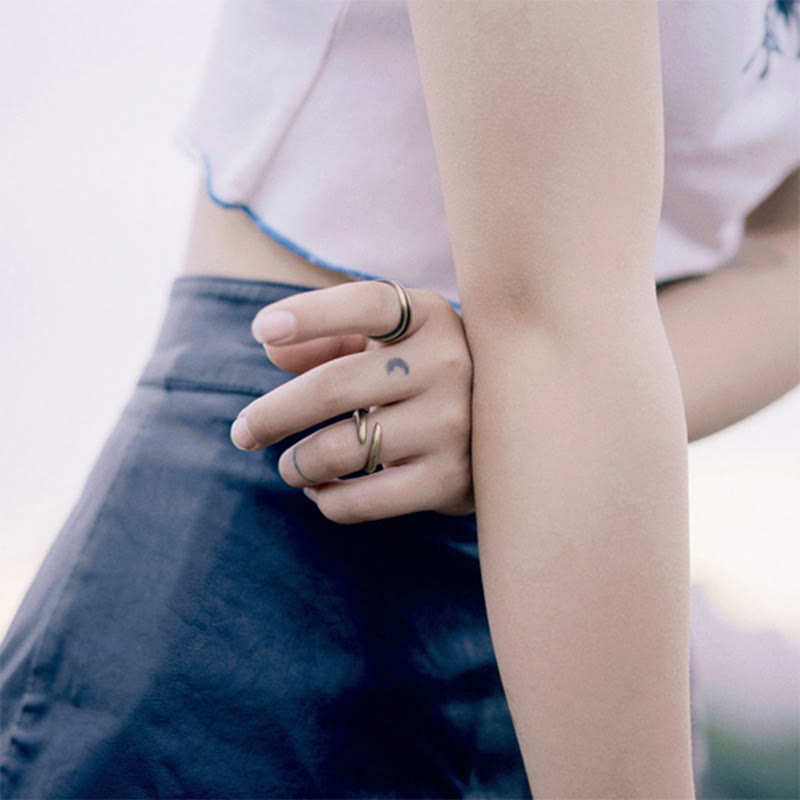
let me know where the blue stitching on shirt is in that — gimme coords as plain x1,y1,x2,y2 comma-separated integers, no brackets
200,155,380,284
198,155,462,311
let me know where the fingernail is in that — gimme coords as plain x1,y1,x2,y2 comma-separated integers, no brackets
231,415,258,450
303,487,318,503
252,310,296,344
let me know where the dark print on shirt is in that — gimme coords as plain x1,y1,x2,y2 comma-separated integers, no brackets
744,0,800,77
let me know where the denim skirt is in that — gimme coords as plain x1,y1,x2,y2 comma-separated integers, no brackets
0,276,529,799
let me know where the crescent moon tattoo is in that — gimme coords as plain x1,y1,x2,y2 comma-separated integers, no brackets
386,357,410,376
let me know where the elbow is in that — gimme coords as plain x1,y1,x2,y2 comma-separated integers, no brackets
461,272,663,370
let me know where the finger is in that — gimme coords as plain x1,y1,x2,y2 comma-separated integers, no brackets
278,402,432,488
233,347,421,449
250,281,430,346
264,333,366,374
305,461,468,524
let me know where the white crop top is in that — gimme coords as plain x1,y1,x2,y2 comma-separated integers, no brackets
179,0,800,303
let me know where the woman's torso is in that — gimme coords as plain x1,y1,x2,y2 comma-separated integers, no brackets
180,0,800,296
182,181,354,289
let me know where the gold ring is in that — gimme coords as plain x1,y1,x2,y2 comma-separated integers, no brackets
364,423,383,474
353,408,368,445
368,280,412,344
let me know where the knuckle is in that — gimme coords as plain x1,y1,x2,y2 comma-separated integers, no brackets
422,289,451,315
314,430,352,475
439,348,471,381
443,459,469,494
363,282,397,327
428,458,471,508
312,366,347,414
341,490,372,524
418,289,461,328
438,405,471,443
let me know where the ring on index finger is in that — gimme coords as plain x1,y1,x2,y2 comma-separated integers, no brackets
367,280,412,344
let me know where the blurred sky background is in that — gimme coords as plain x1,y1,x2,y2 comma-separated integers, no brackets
0,6,798,792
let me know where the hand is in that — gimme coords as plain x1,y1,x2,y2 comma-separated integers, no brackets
230,281,474,524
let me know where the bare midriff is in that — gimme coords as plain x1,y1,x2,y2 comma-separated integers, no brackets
181,183,354,290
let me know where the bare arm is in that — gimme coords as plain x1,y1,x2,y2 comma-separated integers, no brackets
409,2,693,798
659,170,800,441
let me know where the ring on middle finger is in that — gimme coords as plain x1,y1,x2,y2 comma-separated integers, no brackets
364,423,383,474
353,408,369,445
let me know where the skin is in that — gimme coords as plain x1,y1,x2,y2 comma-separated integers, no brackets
222,171,800,521
210,104,796,800
180,4,800,794
408,3,693,797
232,280,474,522
658,175,800,441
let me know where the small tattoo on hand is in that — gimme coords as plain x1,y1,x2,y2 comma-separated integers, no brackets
386,357,409,376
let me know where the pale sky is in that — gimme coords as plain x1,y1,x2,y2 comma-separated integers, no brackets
1,0,798,646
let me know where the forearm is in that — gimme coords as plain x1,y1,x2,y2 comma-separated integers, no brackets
409,2,693,795
472,306,693,800
658,223,800,441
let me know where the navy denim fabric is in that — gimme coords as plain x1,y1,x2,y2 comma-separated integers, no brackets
0,277,529,799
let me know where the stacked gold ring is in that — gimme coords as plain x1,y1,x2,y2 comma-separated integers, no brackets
367,280,412,344
352,409,383,474
364,423,383,474
353,409,368,445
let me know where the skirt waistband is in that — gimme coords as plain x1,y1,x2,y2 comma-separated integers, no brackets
139,276,313,397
